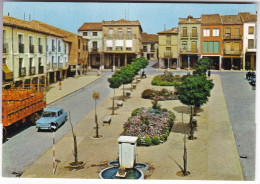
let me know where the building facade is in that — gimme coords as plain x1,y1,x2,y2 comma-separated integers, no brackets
158,28,179,69
220,15,243,70
102,19,143,69
178,15,201,69
239,12,257,70
78,22,103,69
142,32,158,61
201,14,222,70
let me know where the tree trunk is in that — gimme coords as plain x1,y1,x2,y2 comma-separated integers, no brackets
73,134,78,164
112,89,115,115
123,84,125,101
95,99,99,137
183,135,187,175
189,106,194,139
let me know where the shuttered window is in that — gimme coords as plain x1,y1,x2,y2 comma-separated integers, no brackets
166,35,171,44
209,42,214,53
234,28,240,36
249,27,254,34
191,41,197,53
203,41,219,53
203,29,210,37
248,39,254,49
192,27,197,37
182,27,187,37
214,41,219,52
203,41,208,53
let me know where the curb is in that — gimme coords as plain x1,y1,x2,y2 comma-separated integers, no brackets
47,74,107,105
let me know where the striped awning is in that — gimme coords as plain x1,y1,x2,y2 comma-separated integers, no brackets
2,62,13,80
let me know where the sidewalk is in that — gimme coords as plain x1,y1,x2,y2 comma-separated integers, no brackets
22,74,243,180
46,72,103,104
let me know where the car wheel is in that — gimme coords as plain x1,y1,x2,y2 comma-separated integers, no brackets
37,128,41,132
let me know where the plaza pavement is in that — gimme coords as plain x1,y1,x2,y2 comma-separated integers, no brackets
46,72,103,104
21,74,243,180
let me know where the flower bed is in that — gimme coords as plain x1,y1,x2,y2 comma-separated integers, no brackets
141,88,178,101
152,71,182,86
121,106,175,146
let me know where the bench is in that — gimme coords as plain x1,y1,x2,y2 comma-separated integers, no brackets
132,84,137,89
137,79,141,82
125,90,131,96
103,115,112,125
117,100,123,107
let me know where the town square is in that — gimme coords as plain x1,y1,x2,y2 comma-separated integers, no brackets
1,1,258,184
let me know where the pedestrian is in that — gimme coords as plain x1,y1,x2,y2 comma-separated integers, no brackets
58,81,62,90
246,70,249,80
248,71,252,80
142,71,147,78
207,70,211,78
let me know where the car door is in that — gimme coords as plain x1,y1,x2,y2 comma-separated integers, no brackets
57,110,62,126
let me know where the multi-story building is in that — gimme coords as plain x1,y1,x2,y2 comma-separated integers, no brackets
102,19,143,69
32,20,87,80
239,12,257,70
178,15,201,69
78,22,103,69
2,16,61,88
142,32,158,60
157,28,179,69
220,15,243,70
201,14,222,70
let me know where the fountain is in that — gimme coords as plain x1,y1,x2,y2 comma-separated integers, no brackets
99,136,145,179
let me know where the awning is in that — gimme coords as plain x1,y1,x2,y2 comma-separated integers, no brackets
2,62,13,80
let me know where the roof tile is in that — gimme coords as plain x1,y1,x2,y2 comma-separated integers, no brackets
78,22,103,31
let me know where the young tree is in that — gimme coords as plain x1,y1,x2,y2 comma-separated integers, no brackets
139,57,149,72
175,74,214,139
93,91,100,138
193,57,213,76
108,73,122,115
119,66,135,101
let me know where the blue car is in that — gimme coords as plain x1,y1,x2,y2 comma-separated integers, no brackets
250,75,256,86
36,108,68,131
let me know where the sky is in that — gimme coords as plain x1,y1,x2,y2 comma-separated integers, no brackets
2,2,258,34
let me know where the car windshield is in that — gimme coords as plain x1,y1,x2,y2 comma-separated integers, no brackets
42,111,56,117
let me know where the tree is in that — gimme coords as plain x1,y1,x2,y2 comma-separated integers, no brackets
175,74,214,139
108,73,122,115
130,59,142,75
193,57,213,76
93,91,100,138
139,57,149,72
119,66,135,101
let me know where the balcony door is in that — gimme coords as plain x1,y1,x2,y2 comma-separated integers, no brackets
192,27,197,37
93,41,97,51
191,42,197,53
225,42,231,51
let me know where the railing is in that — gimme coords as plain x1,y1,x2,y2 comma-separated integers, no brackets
46,63,50,70
20,67,26,77
143,48,148,52
38,66,44,74
179,48,198,53
116,46,123,51
19,44,24,53
190,33,198,38
223,50,241,55
30,66,36,75
181,33,188,37
39,45,43,54
126,47,132,51
150,48,155,52
58,63,63,69
91,48,99,52
52,63,57,70
223,35,242,39
29,45,34,53
104,33,137,39
3,43,8,53
106,47,113,51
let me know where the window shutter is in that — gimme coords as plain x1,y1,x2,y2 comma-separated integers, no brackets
209,42,214,53
214,41,219,53
203,41,208,53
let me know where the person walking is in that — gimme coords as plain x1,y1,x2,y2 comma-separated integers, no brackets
207,70,211,78
58,81,62,90
248,71,252,80
246,70,249,80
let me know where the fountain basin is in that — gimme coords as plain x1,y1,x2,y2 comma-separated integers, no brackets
108,161,148,171
99,167,144,179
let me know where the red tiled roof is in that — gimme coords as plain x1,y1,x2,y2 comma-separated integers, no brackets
221,15,242,24
78,22,103,31
238,12,257,23
157,27,178,34
179,15,201,24
201,14,222,25
142,32,158,42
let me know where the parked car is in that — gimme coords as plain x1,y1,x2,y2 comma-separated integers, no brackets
36,108,68,131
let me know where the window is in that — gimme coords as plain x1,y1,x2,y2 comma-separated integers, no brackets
38,38,42,53
118,28,123,37
109,28,114,36
225,28,231,37
213,29,219,36
18,35,24,53
166,35,171,44
52,39,55,52
83,32,88,36
203,29,210,37
58,41,61,52
203,41,219,53
93,32,98,36
182,27,187,37
234,28,240,37
182,41,187,50
127,28,132,36
191,41,197,53
93,41,97,51
249,27,254,34
64,44,67,54
78,39,81,49
29,36,34,53
192,27,197,37
248,39,254,49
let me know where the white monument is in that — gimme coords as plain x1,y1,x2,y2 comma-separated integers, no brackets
117,136,138,168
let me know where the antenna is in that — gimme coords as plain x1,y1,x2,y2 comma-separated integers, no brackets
24,12,25,20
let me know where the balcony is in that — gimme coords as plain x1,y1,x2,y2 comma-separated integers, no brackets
38,66,44,74
126,47,132,51
106,47,113,51
91,48,99,52
223,35,242,39
179,48,198,54
19,43,24,53
3,43,8,53
30,66,36,75
39,45,43,53
116,46,123,51
181,33,188,38
150,48,155,52
29,45,34,53
164,52,172,58
19,67,26,77
223,50,241,55
104,33,137,39
246,46,256,52
190,33,198,38
52,63,57,70
143,48,148,52
58,63,63,69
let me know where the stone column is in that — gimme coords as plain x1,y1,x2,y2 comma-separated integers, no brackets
242,52,246,71
188,56,190,69
251,55,255,70
54,71,57,83
219,56,222,70
158,57,161,69
118,56,120,68
124,54,127,66
113,54,115,69
231,58,234,70
37,77,40,92
167,58,170,69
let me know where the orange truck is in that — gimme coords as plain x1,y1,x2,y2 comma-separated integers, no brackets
2,84,46,141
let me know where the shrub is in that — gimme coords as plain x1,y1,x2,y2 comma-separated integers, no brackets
144,136,152,146
141,89,155,99
160,136,165,142
137,137,142,146
152,136,161,145
131,108,140,116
